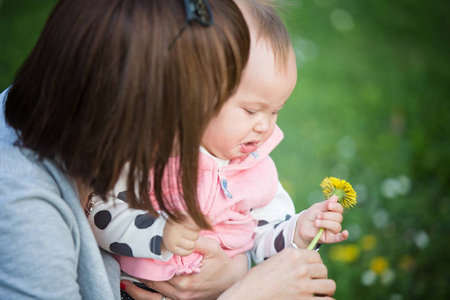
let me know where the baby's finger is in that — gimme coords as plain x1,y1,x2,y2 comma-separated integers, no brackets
313,195,339,213
166,220,201,241
323,230,349,244
176,239,197,253
341,229,349,240
172,246,195,257
327,201,344,213
327,195,339,203
319,212,343,223
315,220,342,234
177,227,200,242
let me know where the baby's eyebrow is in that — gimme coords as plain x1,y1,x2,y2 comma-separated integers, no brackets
240,99,286,110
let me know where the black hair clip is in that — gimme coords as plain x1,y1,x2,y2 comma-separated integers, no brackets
184,0,213,26
169,0,213,49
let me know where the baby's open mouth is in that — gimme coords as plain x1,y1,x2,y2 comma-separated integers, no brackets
240,141,258,154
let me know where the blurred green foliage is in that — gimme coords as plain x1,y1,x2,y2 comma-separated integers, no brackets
275,1,450,299
0,0,57,87
1,0,449,299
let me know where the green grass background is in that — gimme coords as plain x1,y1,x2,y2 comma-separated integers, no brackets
1,0,449,299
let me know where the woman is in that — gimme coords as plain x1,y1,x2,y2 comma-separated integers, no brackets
0,0,336,299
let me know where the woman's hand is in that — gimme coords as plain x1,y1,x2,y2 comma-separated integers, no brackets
219,248,336,300
122,237,248,300
120,282,174,300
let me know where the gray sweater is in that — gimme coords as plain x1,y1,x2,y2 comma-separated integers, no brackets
0,89,120,299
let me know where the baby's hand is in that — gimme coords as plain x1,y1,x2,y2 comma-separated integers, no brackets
162,211,202,256
294,195,349,249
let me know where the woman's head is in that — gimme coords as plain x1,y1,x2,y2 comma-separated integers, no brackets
5,0,250,228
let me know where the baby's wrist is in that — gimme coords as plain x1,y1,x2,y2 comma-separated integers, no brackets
161,236,171,253
293,238,309,249
293,219,309,249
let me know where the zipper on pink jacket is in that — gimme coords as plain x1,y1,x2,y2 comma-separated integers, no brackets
218,168,233,199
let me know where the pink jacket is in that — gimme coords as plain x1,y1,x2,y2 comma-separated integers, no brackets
115,126,283,280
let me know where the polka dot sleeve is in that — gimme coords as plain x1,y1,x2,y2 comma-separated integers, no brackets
250,181,300,265
88,195,173,262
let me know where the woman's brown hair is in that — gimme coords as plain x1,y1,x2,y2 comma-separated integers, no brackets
5,0,250,229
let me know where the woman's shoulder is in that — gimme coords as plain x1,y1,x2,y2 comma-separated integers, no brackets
1,87,54,185
1,88,72,202
0,143,60,193
0,142,78,223
0,88,83,245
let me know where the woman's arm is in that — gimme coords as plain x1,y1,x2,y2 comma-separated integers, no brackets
123,246,336,300
121,237,248,300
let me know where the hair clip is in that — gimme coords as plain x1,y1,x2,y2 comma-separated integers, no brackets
169,0,213,49
184,0,213,26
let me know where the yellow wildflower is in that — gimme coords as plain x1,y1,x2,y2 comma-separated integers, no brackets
320,177,357,208
329,244,360,263
361,235,377,251
307,177,358,250
370,256,389,274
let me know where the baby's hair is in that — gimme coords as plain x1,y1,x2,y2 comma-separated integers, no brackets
241,0,292,69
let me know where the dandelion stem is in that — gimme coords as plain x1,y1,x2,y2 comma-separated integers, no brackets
307,227,324,250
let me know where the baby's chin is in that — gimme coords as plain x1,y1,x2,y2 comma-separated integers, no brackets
232,152,252,161
221,150,250,161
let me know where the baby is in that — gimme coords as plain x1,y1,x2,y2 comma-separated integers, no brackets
89,0,348,282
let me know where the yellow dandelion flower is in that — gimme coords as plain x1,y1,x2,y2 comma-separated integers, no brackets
343,245,360,262
329,244,360,263
361,235,377,251
307,177,358,250
370,256,389,275
320,177,357,209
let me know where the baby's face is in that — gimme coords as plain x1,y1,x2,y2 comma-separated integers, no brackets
201,39,297,161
